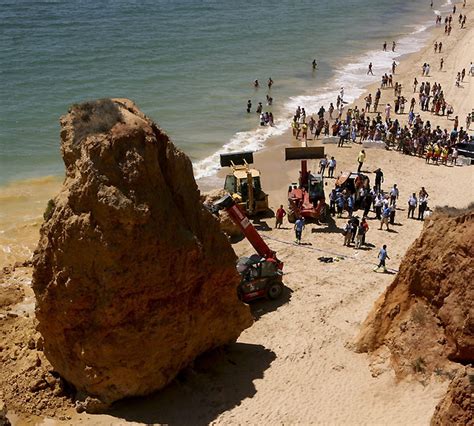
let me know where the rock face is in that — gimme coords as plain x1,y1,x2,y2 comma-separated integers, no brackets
356,208,474,375
32,99,252,404
431,369,473,426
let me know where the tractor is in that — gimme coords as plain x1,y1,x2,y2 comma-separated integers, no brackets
285,146,328,223
214,194,284,302
220,151,269,216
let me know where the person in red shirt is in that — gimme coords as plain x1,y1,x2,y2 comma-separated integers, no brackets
275,205,286,229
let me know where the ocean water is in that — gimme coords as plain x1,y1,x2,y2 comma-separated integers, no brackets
0,0,451,189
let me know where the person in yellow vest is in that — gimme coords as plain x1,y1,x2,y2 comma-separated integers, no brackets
357,149,366,173
425,144,433,163
433,143,441,165
302,122,308,143
441,146,449,164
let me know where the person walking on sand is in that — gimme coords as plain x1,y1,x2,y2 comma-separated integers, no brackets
383,41,387,51
440,58,444,71
294,216,305,244
275,205,286,229
367,62,374,75
374,244,390,273
357,149,366,173
392,61,397,74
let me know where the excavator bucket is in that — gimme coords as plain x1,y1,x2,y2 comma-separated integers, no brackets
285,147,325,161
220,151,254,167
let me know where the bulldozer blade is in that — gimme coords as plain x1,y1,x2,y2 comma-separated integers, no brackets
220,151,254,167
285,147,325,161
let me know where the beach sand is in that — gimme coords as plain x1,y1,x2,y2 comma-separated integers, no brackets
2,2,474,424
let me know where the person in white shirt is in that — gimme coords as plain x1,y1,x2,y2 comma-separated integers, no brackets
390,184,399,206
327,157,337,178
407,193,418,219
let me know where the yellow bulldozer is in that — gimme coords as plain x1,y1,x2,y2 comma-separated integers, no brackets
220,151,269,216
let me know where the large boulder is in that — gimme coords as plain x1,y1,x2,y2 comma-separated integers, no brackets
32,99,252,404
355,207,474,375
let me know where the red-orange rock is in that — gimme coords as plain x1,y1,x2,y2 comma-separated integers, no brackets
356,208,474,373
431,369,473,426
32,99,252,404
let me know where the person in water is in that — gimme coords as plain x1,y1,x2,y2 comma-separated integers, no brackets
312,59,317,69
246,100,252,113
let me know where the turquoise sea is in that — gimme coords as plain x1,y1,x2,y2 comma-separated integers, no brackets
0,0,450,186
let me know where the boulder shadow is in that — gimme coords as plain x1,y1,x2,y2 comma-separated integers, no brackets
249,284,293,320
310,215,341,234
108,343,276,425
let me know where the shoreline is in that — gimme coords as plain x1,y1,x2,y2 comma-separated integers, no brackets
1,1,472,269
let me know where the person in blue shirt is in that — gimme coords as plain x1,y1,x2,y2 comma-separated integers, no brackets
294,217,305,244
374,244,390,272
379,205,391,231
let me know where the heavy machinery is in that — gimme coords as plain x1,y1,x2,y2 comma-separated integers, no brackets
220,151,269,216
335,172,370,209
285,146,328,223
214,194,284,302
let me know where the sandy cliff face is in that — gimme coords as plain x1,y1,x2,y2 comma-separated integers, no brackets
431,369,473,426
32,99,252,404
356,208,474,374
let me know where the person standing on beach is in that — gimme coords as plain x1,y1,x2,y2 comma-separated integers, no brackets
383,41,387,51
374,244,390,273
440,58,444,71
392,61,397,74
357,149,366,173
268,78,273,89
392,41,396,52
275,205,286,229
407,193,418,218
246,100,252,113
438,42,442,52
389,184,399,206
413,77,418,92
294,216,305,244
328,156,336,178
374,88,381,111
367,62,374,75
385,103,391,121
374,168,384,192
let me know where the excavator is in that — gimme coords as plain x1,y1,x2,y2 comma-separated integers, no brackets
285,146,328,223
214,194,284,302
220,151,269,216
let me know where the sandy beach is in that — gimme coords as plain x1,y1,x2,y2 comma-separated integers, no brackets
1,1,473,424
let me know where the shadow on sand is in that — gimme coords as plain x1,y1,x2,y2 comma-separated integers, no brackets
108,343,276,425
310,214,341,234
250,284,293,320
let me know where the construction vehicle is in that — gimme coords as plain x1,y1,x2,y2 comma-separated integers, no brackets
285,146,328,223
214,194,284,302
335,172,370,209
220,151,269,216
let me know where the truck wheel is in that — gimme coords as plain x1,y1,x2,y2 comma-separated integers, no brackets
287,212,296,223
267,281,283,300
